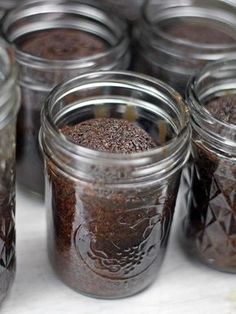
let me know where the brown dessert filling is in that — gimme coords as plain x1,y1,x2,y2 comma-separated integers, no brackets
61,118,157,153
205,95,236,124
47,117,177,297
16,28,108,60
162,20,236,44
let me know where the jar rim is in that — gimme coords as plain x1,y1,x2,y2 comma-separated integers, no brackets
141,0,236,60
41,70,190,164
2,0,129,70
187,57,236,152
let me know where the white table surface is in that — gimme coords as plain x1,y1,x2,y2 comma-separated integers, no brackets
1,187,236,314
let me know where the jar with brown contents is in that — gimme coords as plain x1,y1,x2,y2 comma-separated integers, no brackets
2,0,130,195
40,71,190,298
133,0,236,95
183,58,236,272
0,39,20,304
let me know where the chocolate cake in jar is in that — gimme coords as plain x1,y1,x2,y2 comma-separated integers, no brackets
40,71,190,298
183,58,236,272
133,0,236,95
2,0,130,195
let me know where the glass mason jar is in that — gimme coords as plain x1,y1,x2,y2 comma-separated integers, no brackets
0,0,18,10
2,0,130,196
183,58,236,272
0,39,20,303
40,71,190,299
0,0,24,24
0,0,18,17
99,0,144,22
134,0,236,95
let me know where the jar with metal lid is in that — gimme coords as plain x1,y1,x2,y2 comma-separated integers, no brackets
40,71,190,298
183,58,236,272
2,0,130,196
134,0,236,95
0,39,20,304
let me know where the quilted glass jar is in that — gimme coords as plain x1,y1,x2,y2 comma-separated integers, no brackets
183,58,236,272
0,39,20,303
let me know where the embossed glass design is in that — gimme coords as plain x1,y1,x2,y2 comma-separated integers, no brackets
134,0,236,95
2,0,130,195
40,71,190,298
183,58,236,272
0,39,20,303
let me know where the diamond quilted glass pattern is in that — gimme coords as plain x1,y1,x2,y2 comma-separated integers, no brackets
184,141,236,272
0,122,17,303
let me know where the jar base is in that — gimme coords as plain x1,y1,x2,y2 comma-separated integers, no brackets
179,219,236,274
0,268,15,307
55,274,156,300
48,250,164,299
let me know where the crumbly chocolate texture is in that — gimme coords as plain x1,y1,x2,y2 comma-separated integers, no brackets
17,28,108,60
205,95,236,124
61,118,157,153
163,21,236,44
48,162,178,297
47,117,179,297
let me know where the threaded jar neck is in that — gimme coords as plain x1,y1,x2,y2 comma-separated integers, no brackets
186,58,236,156
138,0,236,69
40,71,190,186
2,0,130,71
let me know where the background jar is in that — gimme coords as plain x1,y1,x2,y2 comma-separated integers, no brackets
0,0,19,10
0,0,19,19
183,58,236,272
2,0,130,196
98,0,144,23
134,0,236,95
0,39,20,303
40,71,190,299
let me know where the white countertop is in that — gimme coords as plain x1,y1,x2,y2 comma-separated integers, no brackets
1,187,236,314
